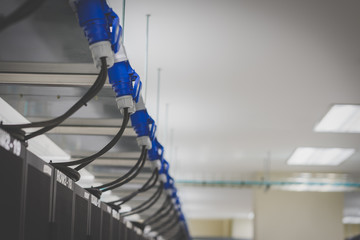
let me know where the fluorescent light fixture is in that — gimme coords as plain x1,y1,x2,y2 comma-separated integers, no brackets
0,98,70,161
314,105,360,133
287,147,355,166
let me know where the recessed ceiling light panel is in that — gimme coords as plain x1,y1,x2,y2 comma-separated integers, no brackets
287,147,355,166
314,105,360,133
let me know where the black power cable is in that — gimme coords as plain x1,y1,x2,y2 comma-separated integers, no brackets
51,108,130,170
126,182,163,213
143,196,171,225
49,107,129,183
121,182,164,217
0,0,46,32
98,146,147,192
108,168,159,206
83,147,147,198
156,216,179,237
140,168,159,192
1,57,108,141
162,225,182,240
146,201,173,227
151,209,178,233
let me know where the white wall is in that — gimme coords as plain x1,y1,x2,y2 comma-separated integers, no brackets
255,190,344,240
232,219,254,239
188,218,232,237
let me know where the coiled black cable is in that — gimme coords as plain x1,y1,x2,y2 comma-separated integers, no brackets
143,196,171,225
156,216,179,237
52,107,130,171
165,227,182,240
97,146,147,192
121,182,164,217
151,209,178,233
108,168,159,206
146,201,173,227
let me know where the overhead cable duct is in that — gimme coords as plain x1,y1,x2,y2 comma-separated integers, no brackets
2,0,191,235
0,59,108,141
1,0,119,141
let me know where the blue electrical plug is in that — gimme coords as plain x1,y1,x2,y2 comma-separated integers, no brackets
105,7,142,113
158,159,169,182
108,60,142,113
148,138,164,161
70,0,115,68
147,137,164,171
130,95,156,149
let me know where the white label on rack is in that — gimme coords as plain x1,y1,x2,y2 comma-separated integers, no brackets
91,195,100,206
112,210,120,220
56,171,73,190
135,227,142,235
126,221,133,229
43,165,52,176
84,192,90,200
0,129,21,156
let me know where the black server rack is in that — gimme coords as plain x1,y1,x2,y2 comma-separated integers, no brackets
90,195,102,240
52,169,75,240
119,218,127,240
0,129,151,240
0,130,26,240
101,202,113,240
24,151,54,240
111,210,120,240
73,184,91,240
127,226,137,240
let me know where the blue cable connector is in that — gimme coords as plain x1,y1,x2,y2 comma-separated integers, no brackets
70,0,115,68
131,96,156,149
148,138,164,161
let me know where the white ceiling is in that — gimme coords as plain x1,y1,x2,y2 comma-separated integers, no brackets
109,0,360,177
3,0,360,222
105,0,360,220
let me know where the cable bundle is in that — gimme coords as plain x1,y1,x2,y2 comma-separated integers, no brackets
1,0,191,238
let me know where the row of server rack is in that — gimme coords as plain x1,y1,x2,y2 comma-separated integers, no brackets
0,128,149,240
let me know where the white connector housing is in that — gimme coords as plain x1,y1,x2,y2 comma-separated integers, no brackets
116,95,135,114
114,44,128,63
143,225,152,234
136,136,152,149
89,41,114,69
68,0,76,12
134,95,146,111
167,189,173,195
159,173,167,183
148,232,159,238
152,159,162,170
157,235,165,240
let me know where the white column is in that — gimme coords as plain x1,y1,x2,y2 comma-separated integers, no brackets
254,190,344,240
